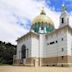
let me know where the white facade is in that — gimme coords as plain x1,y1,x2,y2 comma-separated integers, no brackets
16,25,72,66
17,32,39,59
17,36,32,59
15,5,72,66
31,35,39,57
46,27,67,57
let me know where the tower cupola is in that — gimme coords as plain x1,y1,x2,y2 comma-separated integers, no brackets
59,4,69,28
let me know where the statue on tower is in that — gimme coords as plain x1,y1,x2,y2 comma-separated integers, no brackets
62,4,67,11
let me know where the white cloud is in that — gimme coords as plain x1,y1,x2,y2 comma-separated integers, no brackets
0,0,45,44
0,16,29,44
0,0,71,45
43,7,60,28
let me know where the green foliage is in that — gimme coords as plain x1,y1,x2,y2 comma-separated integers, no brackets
0,41,16,65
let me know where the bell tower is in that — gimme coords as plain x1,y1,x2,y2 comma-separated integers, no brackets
59,4,69,28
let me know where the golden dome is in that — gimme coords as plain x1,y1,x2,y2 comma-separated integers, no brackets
32,8,53,25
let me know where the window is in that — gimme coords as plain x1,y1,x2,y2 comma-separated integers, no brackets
62,38,63,41
62,18,64,23
62,48,64,52
42,22,43,24
41,26,44,30
62,56,64,60
50,42,54,45
38,22,40,24
35,29,37,32
47,43,49,45
56,41,58,43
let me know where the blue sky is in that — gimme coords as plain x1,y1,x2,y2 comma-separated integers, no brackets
0,0,72,44
45,0,72,12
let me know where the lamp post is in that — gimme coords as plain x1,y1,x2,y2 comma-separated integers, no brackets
26,48,28,58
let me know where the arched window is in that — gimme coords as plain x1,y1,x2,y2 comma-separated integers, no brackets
21,45,26,59
41,26,44,30
62,18,64,23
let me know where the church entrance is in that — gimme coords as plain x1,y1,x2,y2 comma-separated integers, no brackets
21,45,26,64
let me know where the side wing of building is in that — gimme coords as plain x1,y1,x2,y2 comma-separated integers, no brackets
45,25,72,66
16,32,39,65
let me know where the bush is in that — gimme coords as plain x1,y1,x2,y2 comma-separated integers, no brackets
0,41,16,65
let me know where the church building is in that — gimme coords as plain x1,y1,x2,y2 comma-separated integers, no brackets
13,5,72,67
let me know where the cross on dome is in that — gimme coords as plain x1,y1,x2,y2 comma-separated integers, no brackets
40,7,46,15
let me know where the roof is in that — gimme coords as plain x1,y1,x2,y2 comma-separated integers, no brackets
16,31,39,41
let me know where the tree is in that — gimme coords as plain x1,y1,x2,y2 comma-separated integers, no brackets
0,41,16,65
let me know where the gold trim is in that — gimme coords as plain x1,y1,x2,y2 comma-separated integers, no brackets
32,15,53,25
